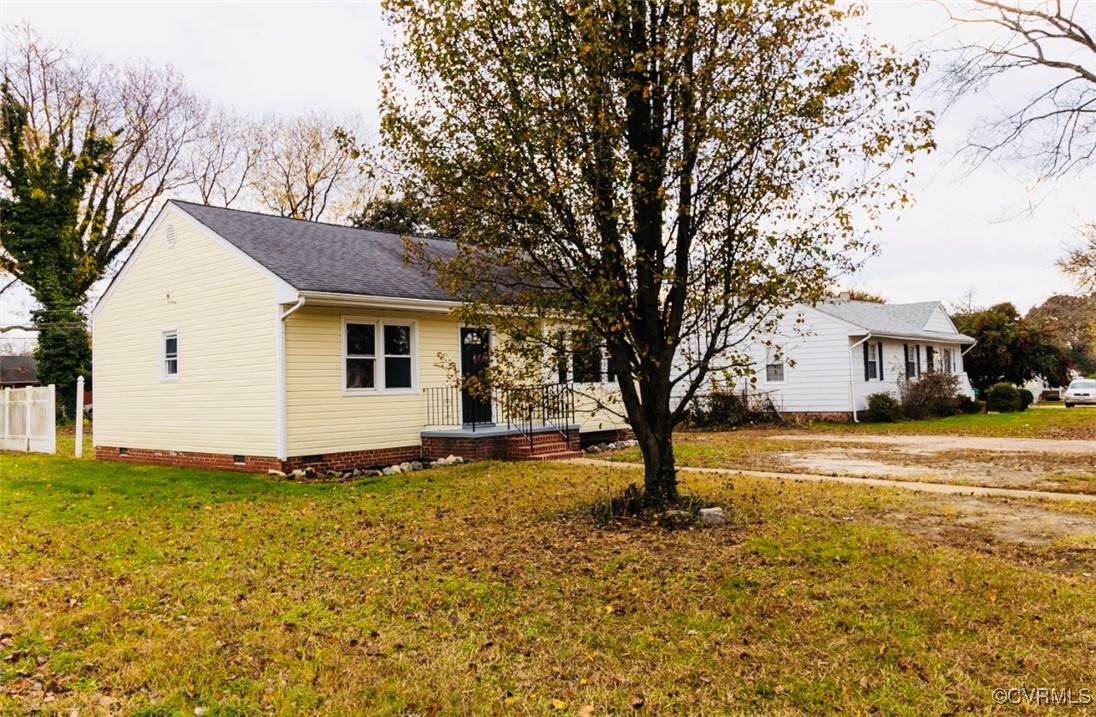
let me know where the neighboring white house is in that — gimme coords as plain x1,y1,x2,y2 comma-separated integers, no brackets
732,299,976,419
91,201,629,472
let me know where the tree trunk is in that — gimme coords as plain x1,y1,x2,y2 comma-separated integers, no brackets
635,416,678,506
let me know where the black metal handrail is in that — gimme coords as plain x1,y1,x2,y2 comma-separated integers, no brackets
423,383,576,446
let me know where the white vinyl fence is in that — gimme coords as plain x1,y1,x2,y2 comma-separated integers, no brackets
0,385,56,454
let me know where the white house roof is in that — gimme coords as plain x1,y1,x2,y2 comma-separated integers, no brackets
813,299,975,344
171,201,458,302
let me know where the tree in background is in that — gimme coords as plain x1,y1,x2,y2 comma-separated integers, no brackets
383,0,934,504
250,112,376,222
189,106,264,208
938,2,1095,288
939,0,1095,181
347,195,430,235
1058,223,1096,294
1027,293,1096,376
0,27,204,418
954,302,1073,392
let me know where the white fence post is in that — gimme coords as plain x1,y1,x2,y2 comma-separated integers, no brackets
0,387,10,451
75,376,85,457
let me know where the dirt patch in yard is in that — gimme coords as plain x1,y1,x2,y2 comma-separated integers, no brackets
782,445,1096,494
876,495,1096,577
884,495,1096,546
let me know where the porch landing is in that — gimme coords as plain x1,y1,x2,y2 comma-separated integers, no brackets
421,424,583,461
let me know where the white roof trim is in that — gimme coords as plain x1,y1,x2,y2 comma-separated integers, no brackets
295,291,459,314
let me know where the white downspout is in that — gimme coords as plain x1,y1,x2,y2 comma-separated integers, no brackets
848,333,873,423
276,296,306,461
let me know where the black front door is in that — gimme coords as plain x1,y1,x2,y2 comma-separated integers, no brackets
461,328,492,424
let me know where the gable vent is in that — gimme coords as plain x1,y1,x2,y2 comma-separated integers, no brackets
165,224,177,248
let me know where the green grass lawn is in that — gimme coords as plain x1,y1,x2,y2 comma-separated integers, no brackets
1,450,1094,715
807,404,1096,440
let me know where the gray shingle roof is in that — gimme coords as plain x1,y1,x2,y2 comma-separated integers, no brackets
171,201,457,301
814,300,975,343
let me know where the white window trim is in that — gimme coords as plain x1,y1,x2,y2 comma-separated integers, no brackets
764,348,786,384
341,317,419,396
161,327,180,382
866,342,879,381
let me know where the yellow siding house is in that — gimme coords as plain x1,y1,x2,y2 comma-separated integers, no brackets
92,202,630,472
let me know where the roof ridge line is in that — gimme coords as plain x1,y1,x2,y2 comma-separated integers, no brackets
168,199,455,244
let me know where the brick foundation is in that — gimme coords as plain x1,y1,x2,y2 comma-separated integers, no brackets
281,446,423,472
95,446,283,473
97,430,587,474
97,445,425,473
579,428,635,448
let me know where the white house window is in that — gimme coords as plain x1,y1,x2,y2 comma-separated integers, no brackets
346,323,376,389
554,330,616,385
904,344,918,378
942,348,953,373
344,320,415,392
926,346,936,372
162,330,179,378
384,324,413,389
571,331,603,383
765,349,785,382
864,342,878,380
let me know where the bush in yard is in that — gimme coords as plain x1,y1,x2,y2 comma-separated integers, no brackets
1018,388,1034,410
900,371,962,419
687,390,749,428
986,382,1022,412
956,395,982,414
865,392,902,422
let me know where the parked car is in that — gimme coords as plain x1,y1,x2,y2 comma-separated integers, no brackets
1063,378,1096,408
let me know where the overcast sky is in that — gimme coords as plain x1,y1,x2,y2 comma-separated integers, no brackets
1,0,1093,325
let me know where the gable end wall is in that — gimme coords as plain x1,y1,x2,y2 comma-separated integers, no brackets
93,207,279,455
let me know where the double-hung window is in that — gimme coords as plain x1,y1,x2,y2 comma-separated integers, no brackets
161,329,179,379
571,331,603,383
942,348,953,374
864,342,878,380
765,349,785,382
554,330,617,384
344,320,415,392
904,344,919,378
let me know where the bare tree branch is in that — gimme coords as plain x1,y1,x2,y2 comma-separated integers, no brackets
937,0,1096,181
